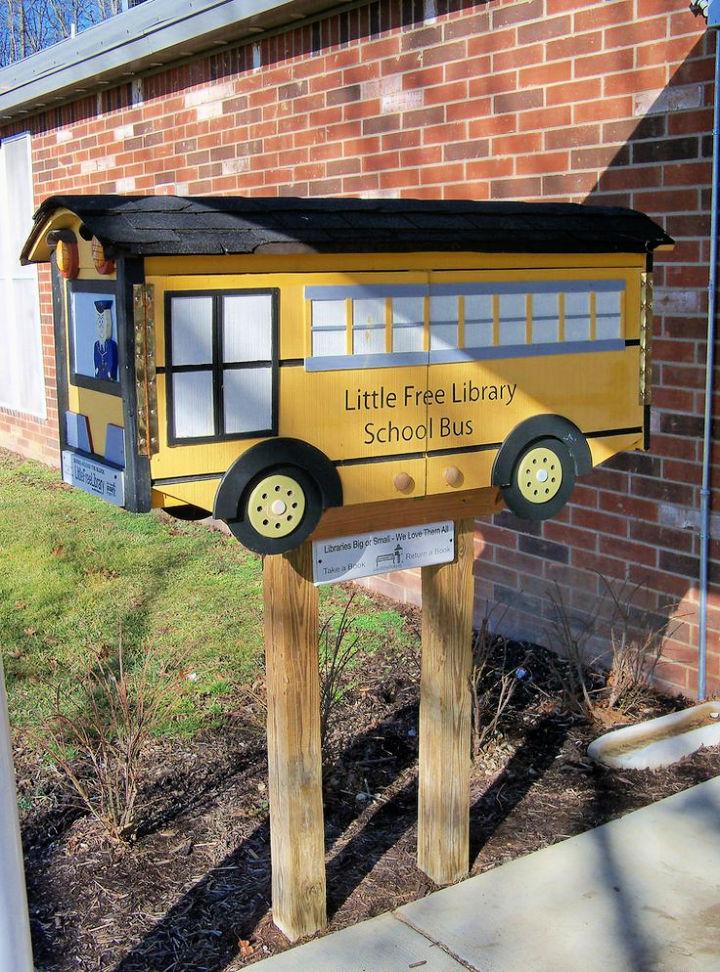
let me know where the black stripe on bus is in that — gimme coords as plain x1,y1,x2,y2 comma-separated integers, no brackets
152,427,644,485
155,358,303,375
585,426,643,439
153,471,225,486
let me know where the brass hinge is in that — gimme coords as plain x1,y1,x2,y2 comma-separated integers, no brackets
639,271,653,405
133,284,159,457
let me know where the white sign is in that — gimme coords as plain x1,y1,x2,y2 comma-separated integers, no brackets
61,450,125,507
312,521,454,586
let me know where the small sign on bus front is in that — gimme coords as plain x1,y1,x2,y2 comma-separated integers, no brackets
61,451,125,507
312,521,455,586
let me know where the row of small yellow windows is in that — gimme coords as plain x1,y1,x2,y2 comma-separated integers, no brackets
310,292,623,357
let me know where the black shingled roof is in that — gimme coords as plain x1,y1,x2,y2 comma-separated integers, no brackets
22,194,673,261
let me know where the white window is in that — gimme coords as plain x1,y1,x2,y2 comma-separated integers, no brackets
498,293,527,346
0,134,45,418
532,292,560,344
429,295,458,352
392,296,424,353
565,292,591,342
311,299,346,357
168,291,275,442
464,294,493,348
595,290,623,340
353,297,385,355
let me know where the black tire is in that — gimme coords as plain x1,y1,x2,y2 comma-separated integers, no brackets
501,437,576,521
227,464,323,555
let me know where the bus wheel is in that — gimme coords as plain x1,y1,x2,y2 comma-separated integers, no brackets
229,466,322,554
501,437,575,521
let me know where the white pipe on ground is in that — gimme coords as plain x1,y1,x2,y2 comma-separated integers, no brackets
0,654,34,972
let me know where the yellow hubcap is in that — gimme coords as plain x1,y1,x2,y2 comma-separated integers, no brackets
517,446,563,503
247,474,305,538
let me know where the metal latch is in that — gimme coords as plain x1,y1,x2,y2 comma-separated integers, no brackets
133,284,159,456
639,272,653,405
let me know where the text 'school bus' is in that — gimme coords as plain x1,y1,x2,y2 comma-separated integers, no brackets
21,196,672,554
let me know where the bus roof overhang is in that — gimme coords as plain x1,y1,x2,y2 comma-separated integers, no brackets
21,195,675,266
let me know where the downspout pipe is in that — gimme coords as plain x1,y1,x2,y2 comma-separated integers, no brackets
0,655,34,971
694,0,720,699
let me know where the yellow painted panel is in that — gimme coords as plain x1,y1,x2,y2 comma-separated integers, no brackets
589,433,644,466
151,480,220,512
145,251,646,277
426,349,643,455
280,364,431,463
68,388,123,456
338,457,426,507
426,450,497,495
147,265,646,495
150,270,430,481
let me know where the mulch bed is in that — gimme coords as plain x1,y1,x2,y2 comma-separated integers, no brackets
15,618,720,972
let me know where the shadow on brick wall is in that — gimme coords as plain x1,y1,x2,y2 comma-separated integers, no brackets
481,29,716,698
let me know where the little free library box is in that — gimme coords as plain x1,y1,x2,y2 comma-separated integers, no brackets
21,195,672,554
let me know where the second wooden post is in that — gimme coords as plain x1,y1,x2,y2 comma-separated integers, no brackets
264,542,327,941
417,518,475,885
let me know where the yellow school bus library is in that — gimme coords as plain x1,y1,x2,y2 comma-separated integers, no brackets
21,196,672,554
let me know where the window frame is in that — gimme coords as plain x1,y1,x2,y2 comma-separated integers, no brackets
67,278,122,397
304,280,626,372
0,131,46,418
164,287,279,446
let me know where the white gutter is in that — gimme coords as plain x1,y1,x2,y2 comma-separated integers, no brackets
691,0,720,699
0,0,343,121
0,654,33,972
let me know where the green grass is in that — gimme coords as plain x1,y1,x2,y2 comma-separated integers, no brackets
0,452,413,739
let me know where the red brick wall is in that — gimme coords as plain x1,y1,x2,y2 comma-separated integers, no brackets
1,0,716,697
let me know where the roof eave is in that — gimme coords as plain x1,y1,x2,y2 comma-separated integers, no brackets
0,0,341,123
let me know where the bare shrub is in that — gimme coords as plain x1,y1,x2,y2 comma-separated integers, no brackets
45,642,179,840
232,595,361,752
545,575,679,720
600,576,679,714
319,594,361,750
544,582,606,719
470,609,527,755
233,677,268,736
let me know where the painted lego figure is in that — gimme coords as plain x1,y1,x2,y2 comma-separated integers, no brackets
93,300,118,381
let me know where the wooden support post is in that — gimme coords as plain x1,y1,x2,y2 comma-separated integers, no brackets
418,518,475,885
264,542,327,941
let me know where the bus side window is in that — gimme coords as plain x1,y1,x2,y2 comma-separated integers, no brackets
531,292,561,344
595,290,622,340
353,298,385,354
498,293,527,346
392,296,424,353
311,299,346,357
464,294,493,349
222,293,274,436
170,296,215,439
564,292,591,342
429,295,458,352
168,290,275,443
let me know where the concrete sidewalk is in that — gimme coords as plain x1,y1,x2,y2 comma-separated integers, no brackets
256,776,720,971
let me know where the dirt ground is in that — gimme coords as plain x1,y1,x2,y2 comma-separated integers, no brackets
15,621,720,972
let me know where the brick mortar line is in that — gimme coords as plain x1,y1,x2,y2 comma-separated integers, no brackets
393,911,481,972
